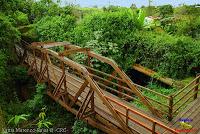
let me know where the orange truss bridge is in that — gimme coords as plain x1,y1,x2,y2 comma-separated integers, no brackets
16,41,198,134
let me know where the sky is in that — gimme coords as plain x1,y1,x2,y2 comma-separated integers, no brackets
61,0,200,7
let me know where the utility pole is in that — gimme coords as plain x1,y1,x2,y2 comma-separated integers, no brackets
148,0,153,16
148,0,153,7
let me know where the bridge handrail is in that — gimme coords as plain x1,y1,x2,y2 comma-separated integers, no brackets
173,75,200,97
25,44,134,134
17,41,179,133
59,44,160,116
42,47,178,133
19,41,200,122
62,44,200,121
105,96,178,134
171,74,200,115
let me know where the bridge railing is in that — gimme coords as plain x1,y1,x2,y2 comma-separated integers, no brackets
63,44,200,121
132,74,200,121
23,44,135,133
36,42,200,121
133,83,170,117
18,41,170,119
71,48,200,122
83,64,172,117
136,74,200,121
18,41,200,122
17,42,181,133
170,74,200,120
106,96,178,134
57,44,160,117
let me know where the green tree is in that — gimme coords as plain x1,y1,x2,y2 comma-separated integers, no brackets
0,13,21,53
175,5,200,16
173,5,200,38
26,83,46,110
30,0,73,22
35,15,75,41
72,120,98,134
72,10,139,45
13,11,30,26
159,4,173,17
0,14,21,95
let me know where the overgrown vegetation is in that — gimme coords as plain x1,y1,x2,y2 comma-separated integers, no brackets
133,81,177,114
0,0,200,133
72,120,98,134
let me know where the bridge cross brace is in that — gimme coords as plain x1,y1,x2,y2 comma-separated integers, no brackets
76,89,95,120
28,58,38,79
20,48,27,64
37,53,50,84
52,61,70,103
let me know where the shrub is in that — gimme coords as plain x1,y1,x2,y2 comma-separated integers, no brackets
159,4,173,17
36,15,75,41
126,31,200,79
35,15,76,41
0,13,21,50
26,83,46,110
173,16,200,39
72,120,98,134
72,9,139,45
13,10,29,26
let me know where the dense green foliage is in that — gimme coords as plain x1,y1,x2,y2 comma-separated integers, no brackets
133,81,177,113
72,120,98,134
159,4,173,17
127,31,200,78
0,13,20,52
36,15,76,41
5,1,197,78
72,10,139,44
0,0,200,133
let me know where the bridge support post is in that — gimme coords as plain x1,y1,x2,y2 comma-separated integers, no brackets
168,95,173,121
52,61,70,103
194,74,200,100
21,48,27,64
76,89,95,119
37,53,49,83
70,80,89,107
152,122,156,134
28,49,40,80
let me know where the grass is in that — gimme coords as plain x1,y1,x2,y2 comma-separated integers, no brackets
132,82,177,118
181,77,195,84
132,76,200,119
147,82,177,95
